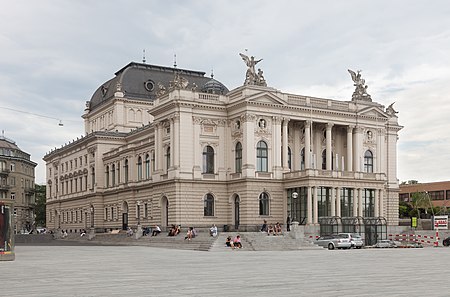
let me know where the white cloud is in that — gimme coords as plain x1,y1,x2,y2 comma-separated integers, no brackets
1,0,450,183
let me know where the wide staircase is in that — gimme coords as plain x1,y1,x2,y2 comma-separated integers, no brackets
210,232,322,251
53,230,323,252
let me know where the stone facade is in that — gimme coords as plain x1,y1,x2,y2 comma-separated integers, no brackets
44,60,402,235
0,136,37,233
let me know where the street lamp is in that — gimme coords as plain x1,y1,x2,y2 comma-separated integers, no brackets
292,192,298,223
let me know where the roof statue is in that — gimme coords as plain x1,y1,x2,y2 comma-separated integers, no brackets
239,52,267,86
386,102,398,117
348,69,371,102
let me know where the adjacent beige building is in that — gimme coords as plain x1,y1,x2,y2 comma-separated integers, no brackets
44,58,402,243
0,136,37,233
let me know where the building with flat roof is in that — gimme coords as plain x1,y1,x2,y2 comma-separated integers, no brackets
399,181,450,212
0,135,37,233
43,55,402,244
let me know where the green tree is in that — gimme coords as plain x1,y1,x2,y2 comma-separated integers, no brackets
34,184,46,227
410,192,431,218
399,201,412,218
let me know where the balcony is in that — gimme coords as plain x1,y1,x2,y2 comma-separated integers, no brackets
0,184,10,191
283,169,386,182
0,169,10,176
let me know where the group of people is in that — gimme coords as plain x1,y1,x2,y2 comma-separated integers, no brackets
260,220,283,236
168,224,181,236
184,227,198,240
225,235,243,249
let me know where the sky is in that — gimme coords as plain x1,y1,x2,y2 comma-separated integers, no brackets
1,0,449,185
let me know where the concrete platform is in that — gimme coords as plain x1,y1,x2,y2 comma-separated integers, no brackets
2,245,450,296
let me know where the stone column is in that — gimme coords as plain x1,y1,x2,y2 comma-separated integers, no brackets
305,121,312,169
169,118,174,169
313,186,318,224
272,116,282,173
173,114,180,169
353,188,358,217
358,188,363,217
374,188,379,217
336,187,341,217
346,125,353,171
282,118,289,170
331,187,336,216
193,117,202,178
354,126,363,172
307,186,312,224
241,113,256,177
379,189,384,217
155,122,163,172
326,123,333,170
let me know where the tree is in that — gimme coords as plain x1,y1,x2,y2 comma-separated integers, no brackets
410,192,431,218
399,201,412,218
34,184,46,227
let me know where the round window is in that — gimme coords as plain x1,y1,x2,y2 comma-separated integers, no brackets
144,80,155,92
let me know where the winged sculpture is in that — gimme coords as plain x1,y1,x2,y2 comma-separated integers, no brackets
239,52,265,86
348,69,371,101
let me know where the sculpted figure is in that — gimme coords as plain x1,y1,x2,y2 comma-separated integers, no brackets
239,53,263,85
348,69,371,101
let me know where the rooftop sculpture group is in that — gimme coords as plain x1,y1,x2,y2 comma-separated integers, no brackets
348,69,371,101
239,52,267,86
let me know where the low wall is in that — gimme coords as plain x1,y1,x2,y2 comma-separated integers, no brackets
15,234,54,244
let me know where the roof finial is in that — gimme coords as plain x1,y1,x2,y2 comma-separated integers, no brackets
142,49,146,63
173,53,177,68
211,68,214,79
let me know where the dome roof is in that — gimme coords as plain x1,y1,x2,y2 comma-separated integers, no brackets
0,136,20,150
201,78,228,95
88,62,229,112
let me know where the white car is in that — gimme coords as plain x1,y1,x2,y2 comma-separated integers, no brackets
316,234,352,250
338,233,364,249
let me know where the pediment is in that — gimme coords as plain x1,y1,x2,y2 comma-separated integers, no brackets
359,106,388,119
246,92,287,105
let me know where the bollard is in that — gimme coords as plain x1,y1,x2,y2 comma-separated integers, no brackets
0,200,15,261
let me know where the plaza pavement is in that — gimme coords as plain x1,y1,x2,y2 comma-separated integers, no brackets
2,244,450,297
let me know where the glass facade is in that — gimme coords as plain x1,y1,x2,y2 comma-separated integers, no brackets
318,187,331,217
287,187,307,224
363,189,375,217
340,188,353,217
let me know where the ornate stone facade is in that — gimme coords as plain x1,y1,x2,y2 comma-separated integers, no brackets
44,59,402,241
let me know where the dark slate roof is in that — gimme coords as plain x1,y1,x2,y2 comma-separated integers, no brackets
88,62,229,111
0,136,20,150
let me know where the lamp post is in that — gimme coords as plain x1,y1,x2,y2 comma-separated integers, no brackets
136,201,142,239
89,205,95,240
291,192,298,222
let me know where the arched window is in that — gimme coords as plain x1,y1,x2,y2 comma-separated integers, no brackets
105,166,110,187
300,148,305,170
151,151,155,172
204,193,215,216
364,150,373,173
166,147,171,171
322,149,327,170
203,146,215,174
111,164,115,186
145,154,150,179
259,192,269,216
288,147,292,170
137,156,143,181
235,142,242,173
117,162,120,184
256,141,268,172
124,159,129,182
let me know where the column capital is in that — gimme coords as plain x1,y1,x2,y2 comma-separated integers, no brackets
354,125,364,133
272,116,283,125
240,113,257,123
283,117,291,125
304,120,312,128
347,125,355,132
326,122,334,130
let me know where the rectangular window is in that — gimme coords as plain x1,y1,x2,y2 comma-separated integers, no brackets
340,188,354,217
10,192,15,200
317,187,331,217
287,187,307,224
429,191,444,200
399,193,410,202
363,189,375,217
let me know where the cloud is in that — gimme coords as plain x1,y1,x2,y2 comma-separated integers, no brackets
1,0,450,184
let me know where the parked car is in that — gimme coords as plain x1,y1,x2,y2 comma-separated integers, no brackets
316,234,352,250
443,237,450,247
374,239,397,248
338,233,364,249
